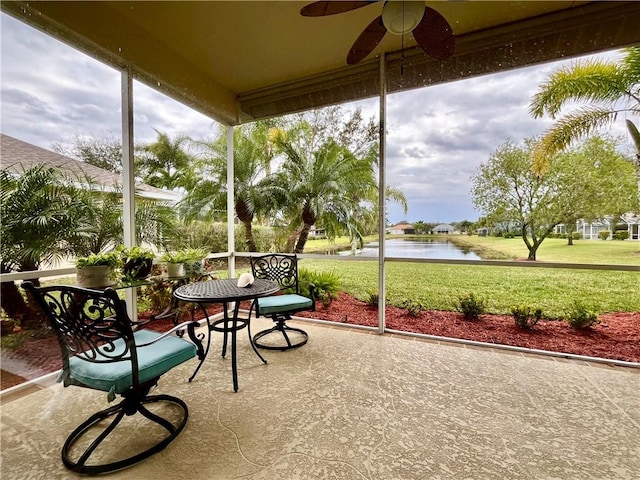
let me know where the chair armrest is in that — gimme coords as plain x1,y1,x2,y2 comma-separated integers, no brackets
136,321,201,347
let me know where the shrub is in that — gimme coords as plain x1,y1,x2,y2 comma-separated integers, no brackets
503,232,515,239
298,268,340,306
613,231,629,241
400,299,423,317
454,293,487,320
365,290,379,307
598,230,610,240
565,300,600,329
511,304,542,330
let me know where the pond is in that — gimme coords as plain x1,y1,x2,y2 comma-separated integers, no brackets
337,238,482,260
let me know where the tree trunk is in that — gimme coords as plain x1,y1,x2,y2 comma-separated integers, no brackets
235,199,257,252
0,281,29,323
566,229,574,246
242,221,257,252
294,223,312,254
0,280,46,330
521,225,537,260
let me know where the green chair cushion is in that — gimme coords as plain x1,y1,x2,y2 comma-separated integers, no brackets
69,329,196,394
257,294,313,315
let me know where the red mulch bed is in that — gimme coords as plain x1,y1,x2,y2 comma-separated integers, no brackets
295,293,640,363
2,293,638,390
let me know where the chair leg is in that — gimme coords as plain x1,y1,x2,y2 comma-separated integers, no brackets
62,394,188,475
253,317,309,351
247,301,267,364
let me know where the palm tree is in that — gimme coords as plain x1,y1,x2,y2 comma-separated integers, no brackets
137,131,199,191
180,122,278,251
0,166,82,326
272,136,377,253
68,181,178,256
529,46,640,204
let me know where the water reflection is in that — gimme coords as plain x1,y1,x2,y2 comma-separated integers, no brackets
338,238,481,260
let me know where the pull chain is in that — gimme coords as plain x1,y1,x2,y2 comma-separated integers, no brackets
401,2,406,75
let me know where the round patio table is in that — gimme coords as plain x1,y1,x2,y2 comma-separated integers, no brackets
174,278,279,392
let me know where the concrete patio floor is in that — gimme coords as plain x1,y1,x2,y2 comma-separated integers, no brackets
1,317,639,479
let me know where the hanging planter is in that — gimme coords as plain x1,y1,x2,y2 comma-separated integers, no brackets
118,246,155,280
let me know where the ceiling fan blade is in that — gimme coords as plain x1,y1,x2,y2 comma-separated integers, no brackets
347,15,387,65
412,6,455,60
300,1,378,17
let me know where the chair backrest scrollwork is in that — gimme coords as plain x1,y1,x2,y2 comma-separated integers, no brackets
250,254,299,294
23,283,137,371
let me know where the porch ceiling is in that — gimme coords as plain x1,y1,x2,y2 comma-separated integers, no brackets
2,1,639,126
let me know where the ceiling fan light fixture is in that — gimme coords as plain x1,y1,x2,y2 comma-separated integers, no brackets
382,1,425,35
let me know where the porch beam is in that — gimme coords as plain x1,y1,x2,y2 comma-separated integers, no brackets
121,68,136,319
378,54,387,334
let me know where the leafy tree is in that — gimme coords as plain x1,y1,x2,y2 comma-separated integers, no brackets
530,46,640,206
457,220,474,234
472,137,635,260
552,136,636,245
53,133,123,173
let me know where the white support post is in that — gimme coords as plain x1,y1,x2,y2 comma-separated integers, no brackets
226,125,235,279
121,68,137,319
378,54,387,335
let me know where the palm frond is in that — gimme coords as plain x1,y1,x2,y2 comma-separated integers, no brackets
532,107,621,172
529,61,629,118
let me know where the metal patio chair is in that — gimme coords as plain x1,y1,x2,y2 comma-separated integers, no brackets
22,282,199,475
249,253,316,351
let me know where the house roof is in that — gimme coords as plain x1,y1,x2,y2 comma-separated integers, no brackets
389,223,414,230
434,224,454,230
0,134,180,201
2,2,638,126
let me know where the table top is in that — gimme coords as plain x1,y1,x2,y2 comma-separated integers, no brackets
173,278,279,303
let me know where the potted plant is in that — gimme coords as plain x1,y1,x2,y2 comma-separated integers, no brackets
161,251,189,278
117,245,155,280
75,251,122,288
180,248,208,276
161,248,208,277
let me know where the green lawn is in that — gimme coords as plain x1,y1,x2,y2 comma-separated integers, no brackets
449,235,640,265
299,235,639,317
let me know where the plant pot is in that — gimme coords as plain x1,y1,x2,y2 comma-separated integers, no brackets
76,265,118,288
183,259,205,276
123,258,153,279
166,263,184,278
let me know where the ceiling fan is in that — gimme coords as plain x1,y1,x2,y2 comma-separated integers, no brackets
301,1,455,65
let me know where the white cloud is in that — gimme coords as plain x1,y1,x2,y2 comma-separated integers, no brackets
1,13,630,223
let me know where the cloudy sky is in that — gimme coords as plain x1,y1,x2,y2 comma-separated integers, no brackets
1,12,628,224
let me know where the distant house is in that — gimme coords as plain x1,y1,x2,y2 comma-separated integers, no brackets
386,223,415,235
1,133,180,202
309,226,326,239
555,214,640,240
434,224,455,234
